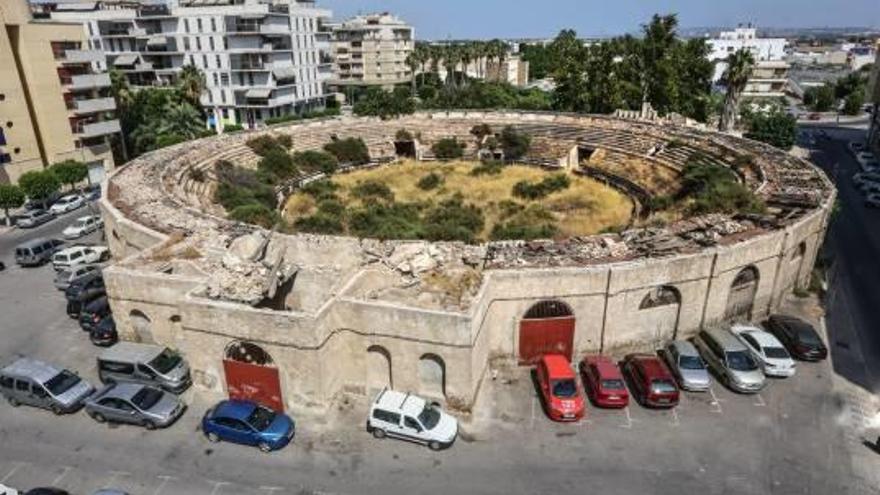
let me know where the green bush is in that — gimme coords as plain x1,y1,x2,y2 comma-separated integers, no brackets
679,161,765,215
470,160,505,176
229,204,279,228
264,107,341,125
499,126,531,160
324,138,370,164
293,150,338,175
432,138,465,160
743,109,797,151
491,204,558,240
417,172,444,190
395,129,414,142
294,213,344,234
257,148,297,181
512,174,571,200
214,161,277,211
223,124,244,132
154,133,186,149
349,202,424,240
300,180,339,201
353,87,416,119
470,124,493,142
246,135,291,156
352,180,394,202
317,198,345,217
423,196,485,243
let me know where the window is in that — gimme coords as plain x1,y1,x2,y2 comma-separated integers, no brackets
212,73,219,85
15,380,29,392
195,37,201,51
0,376,12,388
32,385,48,398
197,19,203,32
203,54,208,67
741,333,761,352
404,416,422,432
209,37,215,51
371,409,400,425
184,19,190,33
137,364,157,378
220,73,229,86
215,55,221,67
100,361,134,375
210,18,216,32
216,418,247,431
183,37,190,50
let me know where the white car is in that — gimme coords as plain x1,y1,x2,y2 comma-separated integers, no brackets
367,389,458,450
52,244,109,271
730,323,796,378
63,215,104,239
49,194,85,214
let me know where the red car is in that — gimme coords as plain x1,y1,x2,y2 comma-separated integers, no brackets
535,354,585,422
621,354,679,408
579,355,629,408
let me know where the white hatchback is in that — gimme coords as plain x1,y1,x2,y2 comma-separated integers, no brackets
730,323,796,378
49,194,85,214
367,389,458,450
63,215,104,239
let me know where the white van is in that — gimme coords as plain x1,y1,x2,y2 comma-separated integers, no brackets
366,389,458,450
52,245,109,271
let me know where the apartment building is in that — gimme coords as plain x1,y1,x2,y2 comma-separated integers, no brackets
46,0,332,131
868,46,880,155
0,0,117,185
327,13,413,92
706,26,791,99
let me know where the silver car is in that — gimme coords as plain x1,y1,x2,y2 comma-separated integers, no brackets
694,327,766,393
85,383,185,429
662,340,710,392
0,358,94,414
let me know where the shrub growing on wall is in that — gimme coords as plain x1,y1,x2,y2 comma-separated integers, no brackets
499,126,531,160
246,135,291,157
432,138,465,160
678,160,765,214
324,138,370,164
293,150,339,175
229,203,279,228
257,148,297,182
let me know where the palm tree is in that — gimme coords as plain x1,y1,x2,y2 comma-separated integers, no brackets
158,101,204,139
405,51,420,96
177,64,206,109
719,48,755,132
442,45,459,88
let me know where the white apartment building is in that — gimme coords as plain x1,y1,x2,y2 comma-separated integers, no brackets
706,26,791,98
327,13,413,92
45,0,332,131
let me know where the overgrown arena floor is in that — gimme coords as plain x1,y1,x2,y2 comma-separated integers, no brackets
283,160,634,241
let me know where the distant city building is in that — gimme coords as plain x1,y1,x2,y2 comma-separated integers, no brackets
1,0,117,185
868,44,880,154
42,0,332,131
327,13,413,92
706,25,791,99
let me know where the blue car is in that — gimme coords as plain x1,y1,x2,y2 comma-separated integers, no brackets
202,400,295,452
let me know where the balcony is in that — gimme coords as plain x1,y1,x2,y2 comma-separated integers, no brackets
260,24,288,35
65,73,112,91
60,50,104,64
70,97,117,115
75,119,121,139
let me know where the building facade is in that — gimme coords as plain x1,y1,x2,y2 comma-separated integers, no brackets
327,13,413,92
47,0,332,131
868,45,880,155
707,26,791,98
0,0,117,185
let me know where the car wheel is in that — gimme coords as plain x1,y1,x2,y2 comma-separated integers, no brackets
372,428,386,439
207,432,220,443
7,396,20,407
428,440,442,451
51,404,64,415
142,420,157,430
92,412,106,423
258,442,272,453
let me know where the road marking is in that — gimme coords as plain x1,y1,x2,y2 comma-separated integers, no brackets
619,406,633,429
152,475,176,495
754,393,767,407
670,407,681,427
260,486,284,493
209,481,230,495
708,387,724,414
529,395,537,428
106,471,130,487
51,466,73,486
0,462,26,484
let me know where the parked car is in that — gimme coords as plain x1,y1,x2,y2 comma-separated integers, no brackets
0,357,94,414
621,354,679,408
79,295,110,333
859,181,880,194
85,185,102,202
0,261,5,271
66,273,105,318
849,141,866,154
85,382,185,429
366,389,458,450
97,342,191,393
694,328,766,393
15,238,64,266
852,172,880,185
579,354,628,408
16,209,55,228
25,488,70,495
62,215,103,239
90,315,117,347
730,324,796,378
765,315,828,361
53,264,100,291
865,193,880,208
49,194,85,215
202,399,295,452
535,354,585,421
661,340,711,392
52,244,108,271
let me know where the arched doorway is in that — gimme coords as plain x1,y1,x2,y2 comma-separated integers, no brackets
129,310,154,344
639,285,682,341
222,341,284,412
419,354,446,399
725,266,760,321
366,345,392,396
519,300,575,364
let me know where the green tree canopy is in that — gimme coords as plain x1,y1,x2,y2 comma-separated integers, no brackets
0,184,25,226
324,138,370,164
50,160,89,189
743,108,797,151
18,170,60,207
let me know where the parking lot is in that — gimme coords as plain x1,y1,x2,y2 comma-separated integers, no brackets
0,202,877,494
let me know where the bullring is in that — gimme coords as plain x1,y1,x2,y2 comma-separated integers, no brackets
98,110,834,414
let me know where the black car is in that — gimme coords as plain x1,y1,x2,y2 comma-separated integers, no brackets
766,314,828,361
65,273,106,317
79,295,110,332
90,314,117,346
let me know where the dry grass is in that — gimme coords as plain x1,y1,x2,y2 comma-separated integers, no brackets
589,152,680,195
283,159,633,239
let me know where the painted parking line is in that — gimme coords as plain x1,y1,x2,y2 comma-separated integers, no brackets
152,475,176,495
618,406,633,429
529,395,537,428
670,407,681,427
209,480,230,495
105,471,130,488
0,462,27,484
260,486,284,493
50,466,73,486
708,387,724,414
753,393,767,407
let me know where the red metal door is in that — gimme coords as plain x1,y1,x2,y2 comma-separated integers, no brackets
519,317,575,365
222,359,284,412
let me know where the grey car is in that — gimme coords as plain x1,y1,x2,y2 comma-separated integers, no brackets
694,327,766,393
85,382,185,429
662,340,710,392
0,358,94,414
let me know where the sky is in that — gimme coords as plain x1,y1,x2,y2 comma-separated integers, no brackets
319,0,880,40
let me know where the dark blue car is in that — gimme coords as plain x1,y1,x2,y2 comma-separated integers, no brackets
202,400,294,452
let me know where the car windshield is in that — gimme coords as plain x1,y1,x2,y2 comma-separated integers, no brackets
44,370,81,396
75,219,88,228
764,346,790,359
726,351,759,371
418,404,441,430
131,387,164,410
600,379,625,390
679,355,704,370
56,270,72,280
246,405,277,431
796,327,821,345
651,379,677,393
552,379,578,398
148,349,182,374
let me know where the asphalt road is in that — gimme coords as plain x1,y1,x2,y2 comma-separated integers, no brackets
0,187,874,494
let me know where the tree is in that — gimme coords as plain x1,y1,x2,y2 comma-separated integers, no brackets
157,101,204,140
0,184,25,226
293,150,338,175
257,148,297,181
18,170,60,209
177,65,207,109
324,137,370,164
499,126,531,160
805,84,835,112
353,87,416,119
432,138,465,160
719,48,755,132
843,90,865,115
549,30,589,112
743,109,797,151
50,160,89,190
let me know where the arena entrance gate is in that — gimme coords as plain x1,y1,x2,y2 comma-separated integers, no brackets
519,300,575,365
725,266,759,322
223,341,284,412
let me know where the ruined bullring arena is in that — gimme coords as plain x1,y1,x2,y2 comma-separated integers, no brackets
98,111,835,415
